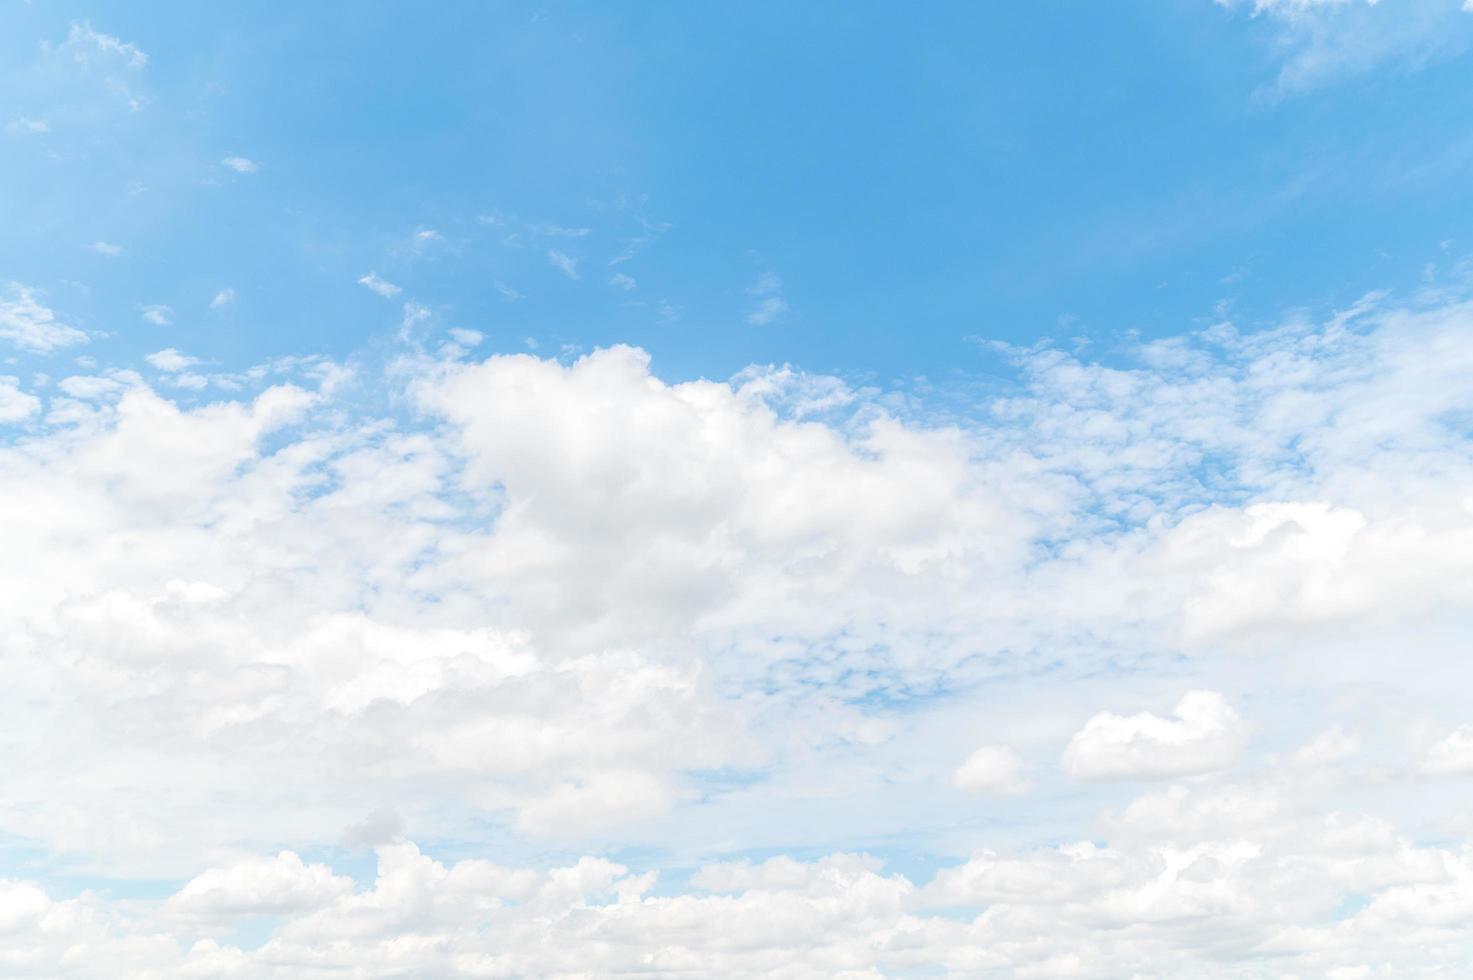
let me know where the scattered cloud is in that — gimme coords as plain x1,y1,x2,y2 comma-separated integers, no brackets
90,241,122,256
493,279,522,302
1063,692,1248,781
449,328,484,347
530,223,592,238
210,288,236,309
608,272,638,291
0,377,41,422
140,304,173,326
547,249,580,279
221,156,259,173
358,272,402,298
1293,725,1360,767
144,348,197,372
65,21,148,70
1214,0,1473,96
0,284,89,352
5,117,49,136
952,745,1031,795
745,270,788,325
1422,725,1473,775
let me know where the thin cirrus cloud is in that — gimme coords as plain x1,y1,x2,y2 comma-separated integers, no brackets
547,248,580,279
358,272,402,298
745,270,788,324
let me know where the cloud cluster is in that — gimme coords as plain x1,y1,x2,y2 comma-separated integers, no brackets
0,285,1472,971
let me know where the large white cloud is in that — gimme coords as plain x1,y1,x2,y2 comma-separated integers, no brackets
0,287,1472,971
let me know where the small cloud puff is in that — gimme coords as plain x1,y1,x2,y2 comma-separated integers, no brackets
1062,691,1248,781
1293,725,1359,767
90,241,122,256
145,348,197,372
0,376,41,423
141,304,173,326
952,745,1031,796
1422,725,1473,776
210,289,236,309
745,271,788,325
358,273,401,298
221,156,259,174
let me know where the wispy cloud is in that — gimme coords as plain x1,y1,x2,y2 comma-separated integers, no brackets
0,284,89,353
608,272,637,291
547,249,580,279
745,270,788,325
358,273,402,298
1215,0,1473,96
65,21,149,70
210,289,236,309
90,241,122,257
221,156,259,174
5,117,49,136
530,223,592,238
494,280,522,302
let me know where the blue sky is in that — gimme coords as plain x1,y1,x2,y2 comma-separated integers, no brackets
8,1,1473,385
7,3,1473,977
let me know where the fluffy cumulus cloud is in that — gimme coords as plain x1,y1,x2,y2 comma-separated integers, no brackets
0,377,42,423
952,745,1031,796
1062,691,1248,781
2,285,1473,973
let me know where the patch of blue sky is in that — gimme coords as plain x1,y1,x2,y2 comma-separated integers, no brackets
6,2,1473,391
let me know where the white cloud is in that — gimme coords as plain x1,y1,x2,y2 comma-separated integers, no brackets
1422,725,1473,775
547,249,580,279
5,116,49,136
65,21,148,70
168,851,354,917
530,222,592,238
448,327,483,347
140,304,173,326
608,272,637,290
952,745,1031,795
0,285,1472,973
1214,0,1473,95
1063,691,1248,781
1293,725,1360,766
145,348,197,372
90,241,122,256
221,156,259,173
0,284,90,352
357,272,401,298
0,377,41,422
745,270,788,324
493,279,522,301
210,288,236,309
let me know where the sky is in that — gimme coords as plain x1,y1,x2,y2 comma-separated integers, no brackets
4,1,1473,977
